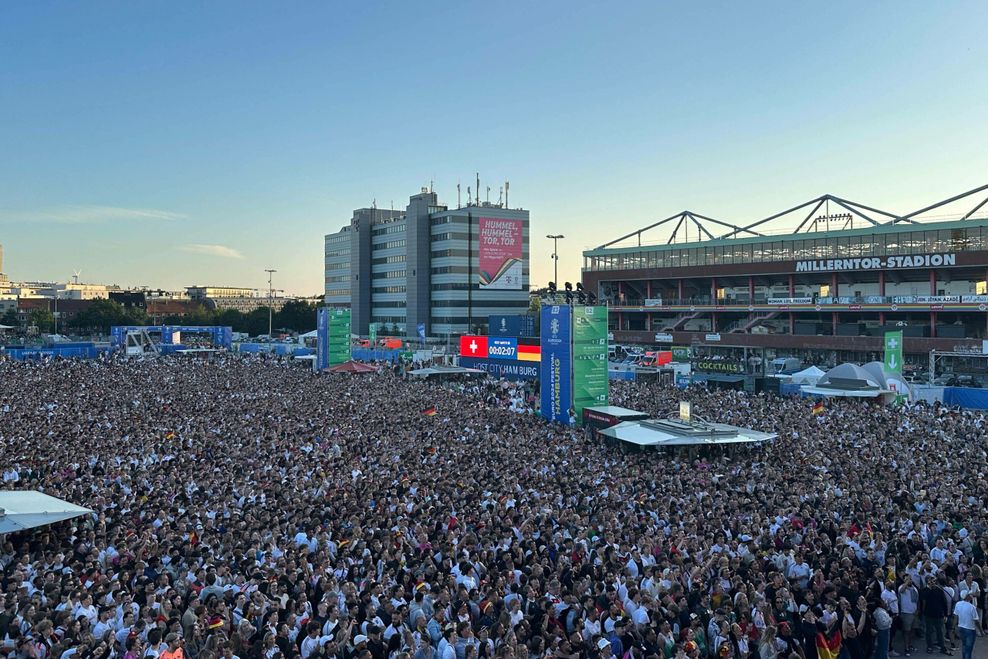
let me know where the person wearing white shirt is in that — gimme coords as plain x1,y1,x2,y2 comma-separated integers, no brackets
953,592,979,659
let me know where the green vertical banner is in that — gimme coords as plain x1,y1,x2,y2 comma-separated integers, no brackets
573,305,609,424
369,322,377,346
884,330,903,376
328,308,352,366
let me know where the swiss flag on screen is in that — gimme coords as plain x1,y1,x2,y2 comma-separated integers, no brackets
459,335,488,358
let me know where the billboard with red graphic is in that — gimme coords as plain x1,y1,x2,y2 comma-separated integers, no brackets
478,217,523,290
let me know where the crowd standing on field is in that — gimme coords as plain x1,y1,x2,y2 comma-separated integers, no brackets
0,357,986,659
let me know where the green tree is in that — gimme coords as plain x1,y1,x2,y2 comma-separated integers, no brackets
0,309,18,328
274,300,318,333
29,308,53,333
71,299,131,333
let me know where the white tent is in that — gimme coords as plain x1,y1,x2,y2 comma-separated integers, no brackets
790,366,826,385
0,324,15,330
599,418,776,447
0,491,92,534
862,362,912,397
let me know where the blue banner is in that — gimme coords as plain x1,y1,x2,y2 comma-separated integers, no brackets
459,356,538,381
489,314,536,337
316,308,329,371
540,304,572,424
488,337,518,360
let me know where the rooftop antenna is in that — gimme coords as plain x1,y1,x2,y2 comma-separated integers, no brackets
372,198,377,210
467,186,471,206
498,186,503,206
430,178,434,193
486,186,490,204
457,183,461,209
505,180,510,208
476,172,480,206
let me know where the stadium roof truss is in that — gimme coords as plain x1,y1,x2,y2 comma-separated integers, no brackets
597,183,988,250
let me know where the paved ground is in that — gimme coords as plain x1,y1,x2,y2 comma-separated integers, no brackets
885,632,988,659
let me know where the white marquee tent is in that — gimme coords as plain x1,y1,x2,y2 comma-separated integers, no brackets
0,491,92,534
790,365,826,385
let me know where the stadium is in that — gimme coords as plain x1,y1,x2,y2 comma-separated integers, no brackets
582,183,988,368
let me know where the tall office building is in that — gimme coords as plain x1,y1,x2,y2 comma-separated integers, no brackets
324,188,530,337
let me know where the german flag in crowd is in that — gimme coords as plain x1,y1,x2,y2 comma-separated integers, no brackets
816,628,842,659
165,431,176,440
811,401,825,415
421,407,437,416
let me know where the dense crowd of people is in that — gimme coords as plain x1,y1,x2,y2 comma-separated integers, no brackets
0,357,986,659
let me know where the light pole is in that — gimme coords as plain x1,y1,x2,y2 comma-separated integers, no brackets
546,234,564,288
265,269,276,338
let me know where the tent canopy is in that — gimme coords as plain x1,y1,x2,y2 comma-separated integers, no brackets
0,491,92,534
599,418,776,447
790,365,826,385
0,324,15,330
326,360,377,374
817,363,882,390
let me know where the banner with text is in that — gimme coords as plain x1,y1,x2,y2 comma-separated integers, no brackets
478,217,523,289
316,309,329,371
540,304,572,424
572,306,609,424
327,308,352,366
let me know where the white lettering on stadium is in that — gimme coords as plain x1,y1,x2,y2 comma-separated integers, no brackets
795,253,955,272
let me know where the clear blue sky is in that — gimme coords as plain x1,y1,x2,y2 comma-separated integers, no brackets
2,1,987,295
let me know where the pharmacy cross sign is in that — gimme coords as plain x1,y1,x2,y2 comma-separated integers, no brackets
884,331,903,376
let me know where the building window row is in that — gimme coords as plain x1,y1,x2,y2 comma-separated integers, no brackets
431,216,452,226
371,270,406,280
372,316,406,325
372,300,407,308
377,239,406,250
325,289,350,297
325,262,349,271
431,300,530,308
431,266,469,275
372,224,406,236
372,285,407,294
431,249,470,258
325,248,350,258
372,255,405,265
325,275,350,283
431,283,471,291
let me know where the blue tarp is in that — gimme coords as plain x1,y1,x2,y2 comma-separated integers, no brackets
608,370,636,381
943,386,988,409
6,344,98,360
351,348,400,363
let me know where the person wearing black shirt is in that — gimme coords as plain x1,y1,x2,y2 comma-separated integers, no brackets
921,578,950,655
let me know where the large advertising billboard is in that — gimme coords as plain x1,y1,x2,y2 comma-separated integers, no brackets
540,304,572,424
572,306,609,423
327,308,351,366
478,217,523,290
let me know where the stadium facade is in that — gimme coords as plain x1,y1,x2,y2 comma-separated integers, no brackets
582,184,988,365
324,189,530,337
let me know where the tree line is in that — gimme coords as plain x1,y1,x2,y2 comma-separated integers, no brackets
1,299,322,337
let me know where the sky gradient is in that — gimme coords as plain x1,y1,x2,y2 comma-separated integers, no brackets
2,1,987,295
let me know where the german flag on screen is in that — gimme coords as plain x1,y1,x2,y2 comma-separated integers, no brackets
517,344,541,362
811,401,824,415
